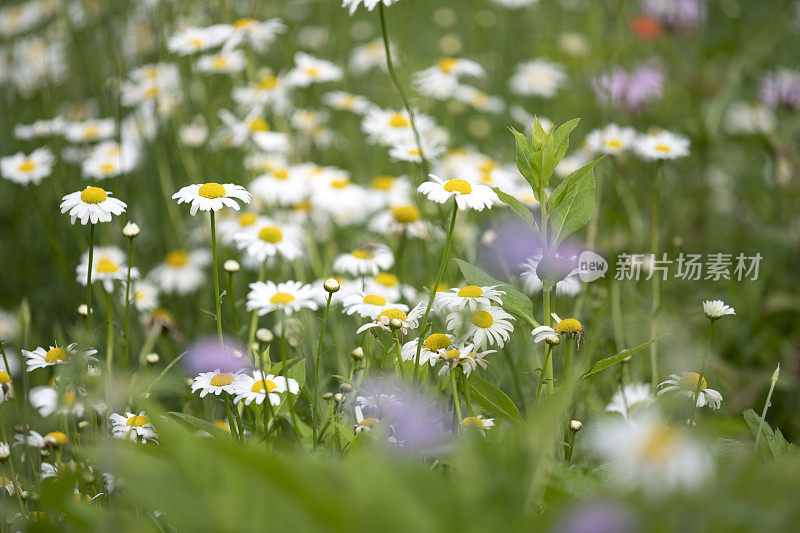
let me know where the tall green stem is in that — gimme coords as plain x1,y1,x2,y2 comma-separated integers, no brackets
86,223,95,331
227,270,239,334
649,164,662,388
563,338,572,382
755,364,780,452
450,371,462,434
543,283,553,395
690,320,715,424
313,292,333,449
209,212,223,346
105,289,114,384
247,259,268,355
413,201,458,385
123,236,134,368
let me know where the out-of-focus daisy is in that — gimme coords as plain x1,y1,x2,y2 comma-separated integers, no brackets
221,17,286,52
356,302,424,335
418,174,498,211
109,412,158,443
585,124,637,155
333,244,394,276
76,246,137,293
509,58,567,98
491,0,539,7
368,174,413,205
362,108,436,146
532,313,584,345
233,72,291,112
29,386,88,418
362,272,416,302
191,369,240,397
633,129,690,160
461,415,495,435
231,370,299,406
285,52,342,87
446,306,515,348
432,343,494,377
63,118,115,143
414,57,485,98
342,0,400,15
388,133,448,163
702,300,735,320
350,38,388,74
22,344,97,371
453,85,505,113
168,25,232,55
172,182,251,216
322,91,374,114
234,219,304,263
250,166,309,207
128,280,159,312
520,253,582,297
196,49,246,74
246,280,319,316
435,285,504,312
0,147,55,185
724,101,775,135
369,204,429,239
81,141,139,179
606,383,655,422
180,116,209,147
60,186,126,225
344,293,408,320
400,333,454,366
657,372,722,409
16,430,69,448
0,371,12,404
218,109,289,154
148,249,211,295
354,405,379,434
13,117,64,140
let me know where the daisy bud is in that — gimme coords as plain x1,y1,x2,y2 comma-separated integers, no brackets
77,421,89,430
40,449,50,458
145,352,159,364
83,473,95,484
351,347,364,360
323,392,333,400
77,304,88,317
772,363,780,384
0,442,9,461
20,491,29,500
339,383,353,393
224,260,240,273
256,328,273,344
324,277,341,293
569,420,582,432
389,317,403,331
333,392,344,404
545,335,561,346
122,222,140,238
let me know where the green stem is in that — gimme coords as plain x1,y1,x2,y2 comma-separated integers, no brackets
223,395,238,443
450,371,462,434
105,289,114,385
649,163,662,389
543,283,553,395
247,258,269,356
413,201,458,385
563,338,572,383
87,223,95,330
227,270,239,334
209,212,223,346
690,320,715,424
537,345,553,403
313,292,333,449
123,236,134,369
754,365,780,453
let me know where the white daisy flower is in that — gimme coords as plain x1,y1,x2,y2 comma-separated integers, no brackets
76,246,137,293
13,117,64,140
531,314,584,345
368,174,413,205
435,285,504,312
333,244,394,276
446,306,515,348
453,85,505,113
356,302,424,335
344,293,408,320
250,165,310,207
418,174,498,211
191,369,241,398
585,124,638,155
29,386,87,418
234,220,304,263
284,52,342,87
658,372,723,409
231,370,298,406
432,343,494,377
724,101,775,135
0,147,55,185
387,132,448,163
633,129,690,160
702,300,735,320
349,38,389,74
606,383,655,422
109,412,158,443
81,141,139,179
167,25,232,55
60,186,126,225
461,415,495,433
16,430,69,448
519,254,582,297
361,272,417,302
217,109,289,154
22,344,97,371
221,17,286,52
147,249,211,295
509,58,567,98
354,405,380,434
369,204,430,240
63,118,115,143
0,371,12,405
196,49,246,74
342,0,400,16
400,333,455,366
128,280,159,312
414,57,485,99
362,108,436,146
322,91,374,114
172,182,251,216
246,280,319,316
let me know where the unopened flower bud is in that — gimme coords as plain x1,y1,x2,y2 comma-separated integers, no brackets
569,420,582,432
145,352,159,364
224,260,240,273
333,393,344,404
545,335,561,346
255,328,273,344
323,392,333,400
77,304,88,317
20,491,29,500
339,383,353,393
0,443,9,460
351,347,364,360
77,421,89,430
122,222,140,238
324,277,341,293
40,449,50,458
389,317,403,330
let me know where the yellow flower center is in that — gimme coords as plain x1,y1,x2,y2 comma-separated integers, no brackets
654,144,671,152
80,186,107,204
606,139,622,149
273,168,289,180
45,432,68,445
461,416,483,428
83,125,100,140
443,179,472,194
258,226,283,243
165,250,188,267
0,371,10,383
210,373,235,387
352,249,373,259
389,113,409,128
391,205,420,223
45,348,68,364
444,349,461,360
471,310,494,328
640,425,676,460
248,117,270,132
135,291,145,301
331,179,350,189
18,159,36,172
269,292,295,305
457,285,484,298
198,182,226,199
555,318,582,334
96,258,119,273
378,308,408,321
371,175,394,190
239,213,257,226
143,86,159,99
189,38,203,48
99,162,117,173
64,391,76,407
424,333,451,351
679,372,707,391
375,273,398,287
362,294,386,306
438,57,458,73
211,56,229,69
214,420,231,432
234,17,254,28
359,417,378,428
304,67,320,77
251,379,277,393
126,415,149,427
258,75,278,90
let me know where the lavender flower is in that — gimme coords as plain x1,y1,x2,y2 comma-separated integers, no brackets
593,63,663,111
181,336,249,375
759,69,800,111
642,0,706,33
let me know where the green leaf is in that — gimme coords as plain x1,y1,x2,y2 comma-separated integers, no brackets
169,412,232,440
492,187,537,230
468,373,521,422
548,161,598,248
510,127,538,194
743,408,796,460
581,339,657,380
549,158,603,209
551,118,580,164
455,259,540,328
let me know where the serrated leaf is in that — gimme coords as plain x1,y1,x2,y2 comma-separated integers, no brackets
548,163,597,248
468,373,521,422
510,127,538,194
455,259,540,328
581,339,657,380
169,412,232,440
493,187,537,230
743,408,796,460
549,157,603,209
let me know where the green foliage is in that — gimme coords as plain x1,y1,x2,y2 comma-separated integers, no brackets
743,408,797,460
581,338,658,380
467,373,522,422
455,259,540,328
